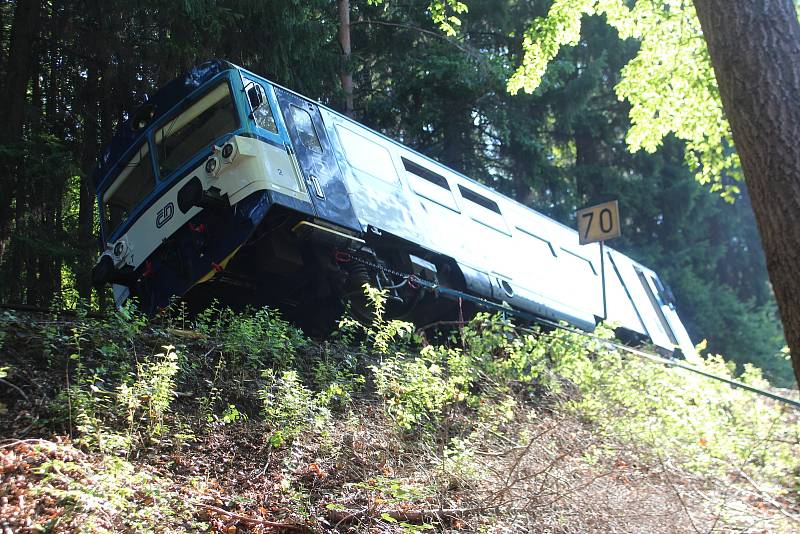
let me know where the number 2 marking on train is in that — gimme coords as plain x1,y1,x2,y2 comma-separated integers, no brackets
156,202,175,228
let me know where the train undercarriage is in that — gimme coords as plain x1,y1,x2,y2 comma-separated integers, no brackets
180,207,466,333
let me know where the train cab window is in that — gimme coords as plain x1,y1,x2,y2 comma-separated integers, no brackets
289,105,322,153
155,81,239,180
244,80,278,134
253,102,278,133
103,142,154,236
335,124,398,185
458,185,502,214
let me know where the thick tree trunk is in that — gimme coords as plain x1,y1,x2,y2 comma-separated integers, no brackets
2,0,40,142
693,0,800,387
338,0,354,117
0,0,41,246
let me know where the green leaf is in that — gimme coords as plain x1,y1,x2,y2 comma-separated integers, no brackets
380,513,398,523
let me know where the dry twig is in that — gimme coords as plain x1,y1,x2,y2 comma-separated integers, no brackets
198,503,312,532
325,505,494,525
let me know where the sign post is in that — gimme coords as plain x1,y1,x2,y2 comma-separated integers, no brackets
576,200,621,321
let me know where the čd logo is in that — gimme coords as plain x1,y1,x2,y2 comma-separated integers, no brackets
156,202,175,228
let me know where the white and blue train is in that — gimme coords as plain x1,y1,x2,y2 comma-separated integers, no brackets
91,60,696,358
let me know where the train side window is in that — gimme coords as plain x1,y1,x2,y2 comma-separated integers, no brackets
289,105,322,153
402,157,450,189
652,275,675,308
516,227,557,258
402,156,459,211
103,142,154,236
636,268,679,345
244,81,278,134
335,124,398,185
561,248,597,275
458,184,510,234
458,185,502,214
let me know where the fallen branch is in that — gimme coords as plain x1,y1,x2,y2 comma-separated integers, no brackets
325,505,493,525
198,503,311,532
474,447,525,457
732,465,800,523
0,438,85,457
165,328,208,340
0,377,31,405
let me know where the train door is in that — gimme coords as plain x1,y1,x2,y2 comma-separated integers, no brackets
273,87,361,231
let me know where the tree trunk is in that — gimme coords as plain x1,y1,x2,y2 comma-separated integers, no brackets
0,1,5,75
338,0,354,117
574,125,602,206
693,0,800,387
1,0,41,142
77,62,99,302
0,0,41,246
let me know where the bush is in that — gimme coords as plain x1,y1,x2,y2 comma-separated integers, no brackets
369,306,800,492
118,345,180,441
195,304,306,370
543,326,800,485
260,369,332,447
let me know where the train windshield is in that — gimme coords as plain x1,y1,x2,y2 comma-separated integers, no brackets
102,142,154,238
154,81,239,179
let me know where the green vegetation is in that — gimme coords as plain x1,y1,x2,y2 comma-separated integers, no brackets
372,309,799,489
508,0,740,199
259,369,332,447
1,292,798,531
31,451,204,533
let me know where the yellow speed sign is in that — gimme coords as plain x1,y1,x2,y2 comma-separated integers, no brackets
577,200,621,245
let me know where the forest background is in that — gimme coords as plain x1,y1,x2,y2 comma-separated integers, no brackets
0,0,791,386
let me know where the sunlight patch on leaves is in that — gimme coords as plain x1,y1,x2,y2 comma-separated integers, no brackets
508,0,742,201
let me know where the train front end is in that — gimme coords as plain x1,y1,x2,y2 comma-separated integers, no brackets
91,61,314,314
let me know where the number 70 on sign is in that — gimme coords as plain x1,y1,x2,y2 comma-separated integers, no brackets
577,200,621,245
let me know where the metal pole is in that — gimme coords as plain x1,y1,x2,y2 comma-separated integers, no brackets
600,240,607,321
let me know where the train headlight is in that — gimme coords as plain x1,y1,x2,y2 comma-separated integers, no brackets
109,239,130,267
205,155,221,177
221,141,238,164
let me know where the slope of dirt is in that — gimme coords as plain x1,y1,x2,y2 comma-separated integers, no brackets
0,309,796,533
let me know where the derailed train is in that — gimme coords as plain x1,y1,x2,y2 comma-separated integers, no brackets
91,60,696,358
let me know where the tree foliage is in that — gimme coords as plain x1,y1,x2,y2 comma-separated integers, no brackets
508,0,742,200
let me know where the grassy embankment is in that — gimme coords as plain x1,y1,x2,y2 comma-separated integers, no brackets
1,290,798,533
